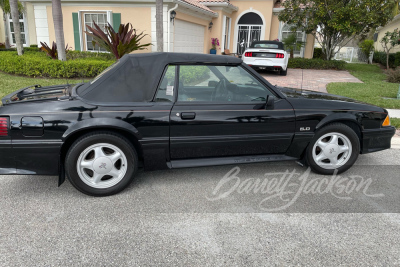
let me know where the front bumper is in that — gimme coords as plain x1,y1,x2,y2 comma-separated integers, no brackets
361,126,396,154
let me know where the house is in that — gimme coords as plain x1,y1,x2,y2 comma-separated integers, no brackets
374,14,400,53
0,0,315,58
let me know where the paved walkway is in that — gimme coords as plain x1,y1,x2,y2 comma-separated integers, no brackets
260,69,363,93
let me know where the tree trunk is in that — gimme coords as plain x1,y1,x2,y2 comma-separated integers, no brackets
290,49,294,59
3,11,10,49
156,0,163,52
52,0,66,61
9,0,22,55
387,52,390,70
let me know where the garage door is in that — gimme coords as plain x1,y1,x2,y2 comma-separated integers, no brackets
174,20,205,53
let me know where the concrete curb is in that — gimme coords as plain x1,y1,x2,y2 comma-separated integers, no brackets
387,109,400,119
392,135,400,149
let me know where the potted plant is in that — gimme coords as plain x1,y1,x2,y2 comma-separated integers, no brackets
210,38,220,54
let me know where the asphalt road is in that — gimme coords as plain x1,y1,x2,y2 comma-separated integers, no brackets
1,148,400,266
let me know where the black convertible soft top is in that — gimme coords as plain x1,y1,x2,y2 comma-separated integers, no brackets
77,52,242,103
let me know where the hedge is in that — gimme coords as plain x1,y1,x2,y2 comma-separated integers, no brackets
373,51,400,68
288,58,347,70
313,48,325,59
0,51,114,78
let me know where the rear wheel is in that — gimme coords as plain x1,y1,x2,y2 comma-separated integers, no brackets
306,124,360,175
280,68,287,76
65,131,138,196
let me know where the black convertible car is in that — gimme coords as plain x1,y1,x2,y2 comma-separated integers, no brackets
0,53,395,196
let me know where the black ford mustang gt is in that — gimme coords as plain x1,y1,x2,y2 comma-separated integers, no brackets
0,53,395,196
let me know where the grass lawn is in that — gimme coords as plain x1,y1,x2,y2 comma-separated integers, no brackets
0,71,86,100
327,63,400,109
391,118,400,130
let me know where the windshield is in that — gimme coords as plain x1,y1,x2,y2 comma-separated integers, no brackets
90,60,120,85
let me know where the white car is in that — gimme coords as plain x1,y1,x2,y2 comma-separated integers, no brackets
242,41,289,76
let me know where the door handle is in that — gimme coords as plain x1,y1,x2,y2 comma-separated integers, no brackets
181,112,196,120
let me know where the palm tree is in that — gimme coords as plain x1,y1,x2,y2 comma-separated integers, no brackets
0,0,23,49
52,0,66,60
156,0,163,52
282,33,304,59
9,0,22,55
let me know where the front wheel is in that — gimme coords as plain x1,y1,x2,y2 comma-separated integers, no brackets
65,131,138,196
306,124,360,175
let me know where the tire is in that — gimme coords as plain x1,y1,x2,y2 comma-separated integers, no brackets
65,131,138,196
280,69,288,76
306,123,360,175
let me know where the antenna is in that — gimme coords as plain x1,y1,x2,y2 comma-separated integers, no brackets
301,69,304,94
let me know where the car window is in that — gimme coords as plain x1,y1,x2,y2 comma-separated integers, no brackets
178,65,273,102
253,44,280,49
155,65,176,102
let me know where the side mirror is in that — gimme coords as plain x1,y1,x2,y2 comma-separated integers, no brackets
208,81,218,87
266,95,275,110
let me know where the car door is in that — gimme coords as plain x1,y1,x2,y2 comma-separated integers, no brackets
169,64,295,159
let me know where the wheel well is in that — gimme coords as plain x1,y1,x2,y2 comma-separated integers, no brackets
60,128,143,165
318,120,362,151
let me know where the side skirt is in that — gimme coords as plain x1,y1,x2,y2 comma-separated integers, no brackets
170,154,298,169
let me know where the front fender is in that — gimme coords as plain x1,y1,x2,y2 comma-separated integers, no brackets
315,113,361,130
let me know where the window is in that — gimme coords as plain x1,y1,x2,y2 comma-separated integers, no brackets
8,13,26,45
155,66,176,102
281,24,305,56
178,65,273,102
84,13,108,52
223,16,231,50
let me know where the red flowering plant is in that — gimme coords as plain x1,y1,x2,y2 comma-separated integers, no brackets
211,38,220,50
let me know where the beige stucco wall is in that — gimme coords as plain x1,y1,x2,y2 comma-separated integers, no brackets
269,14,280,41
46,5,152,53
375,18,400,53
0,8,5,44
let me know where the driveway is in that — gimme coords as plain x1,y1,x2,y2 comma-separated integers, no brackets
0,148,400,266
260,69,363,93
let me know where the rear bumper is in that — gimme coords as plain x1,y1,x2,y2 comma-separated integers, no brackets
361,126,396,154
243,58,287,70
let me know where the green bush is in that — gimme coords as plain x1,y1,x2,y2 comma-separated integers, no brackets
0,51,114,78
372,51,400,69
30,44,38,48
313,48,325,59
288,58,346,70
66,50,116,61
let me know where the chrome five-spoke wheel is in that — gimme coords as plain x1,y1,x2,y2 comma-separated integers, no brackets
312,132,352,170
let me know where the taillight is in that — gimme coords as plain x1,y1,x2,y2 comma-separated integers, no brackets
0,117,8,136
276,53,284,58
245,52,253,57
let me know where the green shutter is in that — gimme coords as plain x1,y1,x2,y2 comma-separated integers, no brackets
72,13,81,51
112,13,121,31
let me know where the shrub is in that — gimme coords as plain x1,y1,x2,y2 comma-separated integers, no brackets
386,68,400,83
30,44,38,48
359,39,374,58
66,50,116,61
0,51,114,78
288,58,346,70
85,22,152,59
313,48,325,59
372,51,400,68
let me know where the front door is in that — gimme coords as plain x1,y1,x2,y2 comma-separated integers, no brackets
236,25,262,55
169,65,295,160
